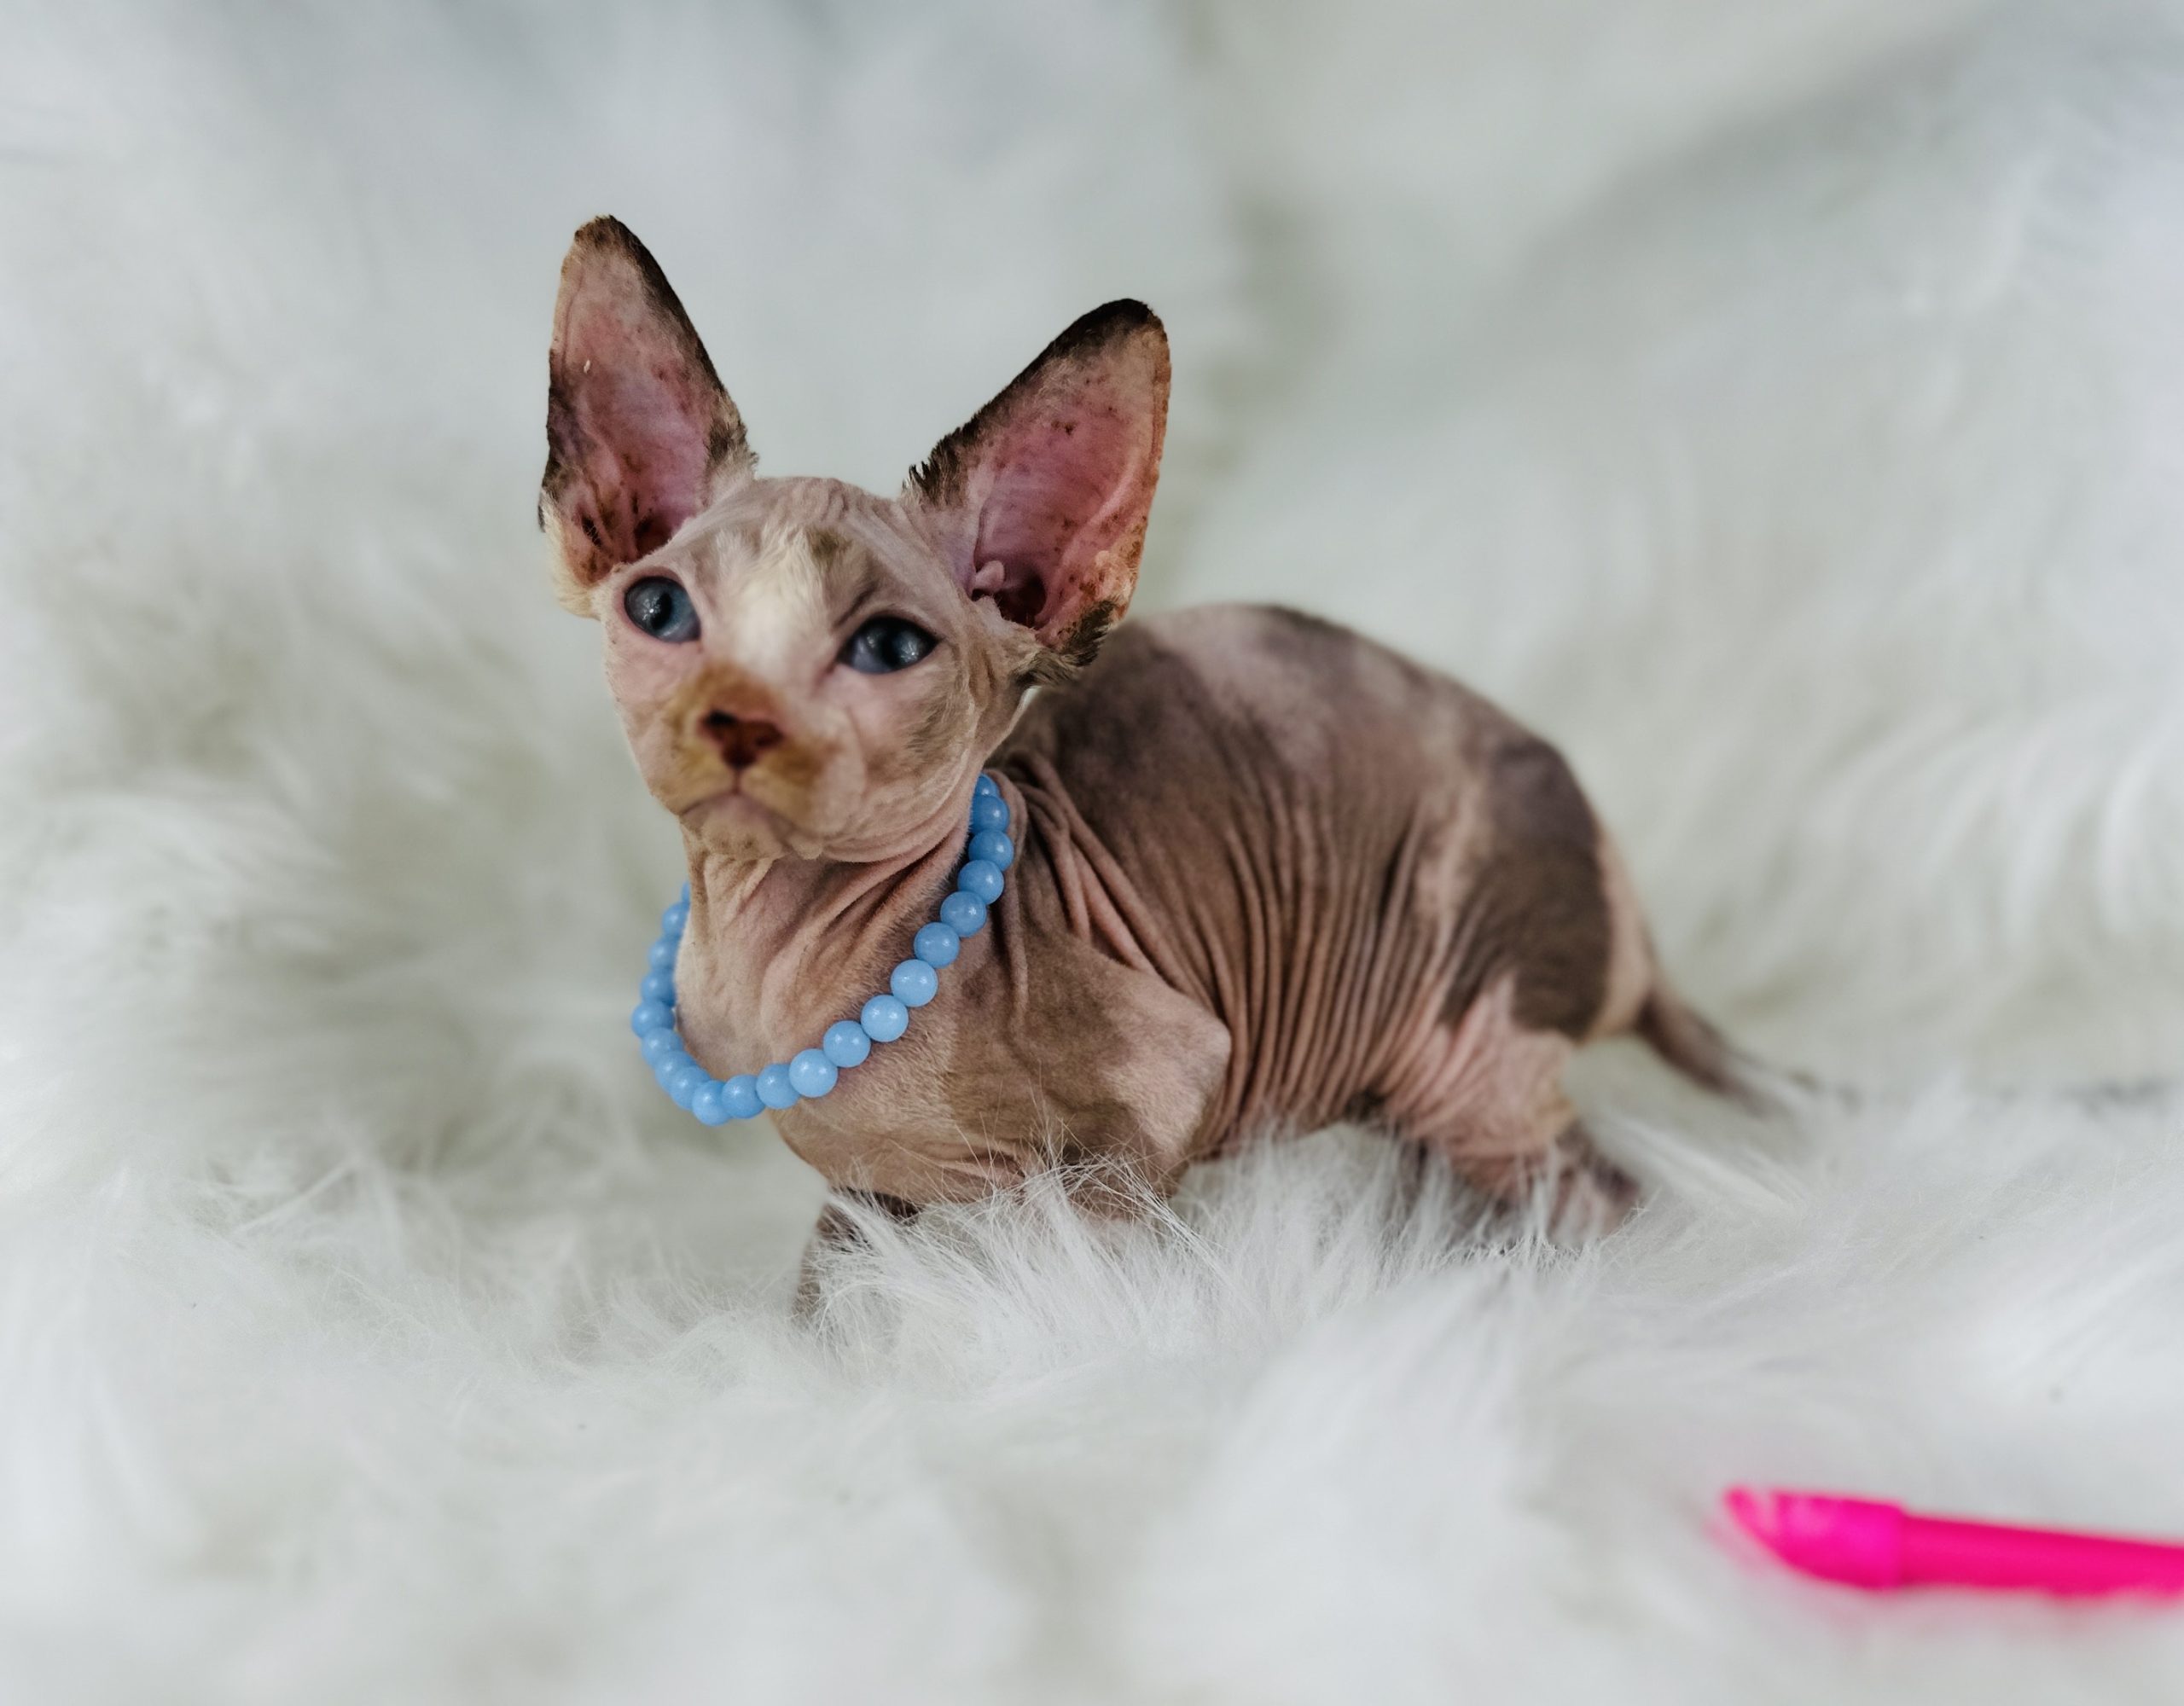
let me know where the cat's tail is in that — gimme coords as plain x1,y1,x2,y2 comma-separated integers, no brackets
1633,978,2175,1117
1593,829,1812,1114
1632,981,1803,1113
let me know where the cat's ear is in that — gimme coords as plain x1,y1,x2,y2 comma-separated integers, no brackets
907,301,1168,664
540,218,752,612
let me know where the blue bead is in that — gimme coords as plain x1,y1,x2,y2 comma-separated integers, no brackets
681,880,691,902
939,891,987,937
862,994,909,1042
822,1020,872,1069
891,958,939,1007
691,1080,731,1125
641,1029,686,1065
666,1062,709,1109
973,773,1000,801
661,899,690,934
721,1075,763,1120
630,1000,674,1036
788,1048,839,1099
756,1063,799,1110
639,970,677,1007
648,937,677,972
969,830,1014,873
969,795,1010,833
956,859,1003,904
914,921,961,968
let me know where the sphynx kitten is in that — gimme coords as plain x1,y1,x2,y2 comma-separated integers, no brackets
541,218,1751,1252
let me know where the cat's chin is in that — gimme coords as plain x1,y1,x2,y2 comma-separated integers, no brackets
675,774,981,867
677,788,809,861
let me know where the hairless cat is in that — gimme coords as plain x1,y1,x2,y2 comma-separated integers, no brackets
541,218,1753,1262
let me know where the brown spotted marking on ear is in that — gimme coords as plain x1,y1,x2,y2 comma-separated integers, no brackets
1050,598,1122,670
540,216,753,613
907,299,1169,665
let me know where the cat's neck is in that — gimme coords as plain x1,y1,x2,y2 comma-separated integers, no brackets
672,783,977,1059
682,831,959,960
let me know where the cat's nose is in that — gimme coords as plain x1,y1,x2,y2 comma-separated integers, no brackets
701,709,785,771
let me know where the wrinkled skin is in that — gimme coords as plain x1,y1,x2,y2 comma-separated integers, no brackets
541,218,1746,1267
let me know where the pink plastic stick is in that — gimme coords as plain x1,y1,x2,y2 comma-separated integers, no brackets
1724,1486,2184,1598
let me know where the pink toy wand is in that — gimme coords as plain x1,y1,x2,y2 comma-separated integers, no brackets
1725,1487,2184,1598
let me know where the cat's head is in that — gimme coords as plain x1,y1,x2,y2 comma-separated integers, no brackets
539,217,1167,862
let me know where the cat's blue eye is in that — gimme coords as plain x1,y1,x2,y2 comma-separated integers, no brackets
841,616,938,675
624,576,700,642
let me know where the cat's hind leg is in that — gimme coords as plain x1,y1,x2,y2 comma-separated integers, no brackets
1385,975,1636,1235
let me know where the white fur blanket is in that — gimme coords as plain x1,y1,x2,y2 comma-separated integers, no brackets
5,2,2182,1698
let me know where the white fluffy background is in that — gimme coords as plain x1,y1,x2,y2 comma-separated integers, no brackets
3,0,2183,1698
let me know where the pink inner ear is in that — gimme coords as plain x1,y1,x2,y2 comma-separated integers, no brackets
551,294,722,566
910,299,1168,653
971,400,1151,634
571,359,713,560
543,224,745,591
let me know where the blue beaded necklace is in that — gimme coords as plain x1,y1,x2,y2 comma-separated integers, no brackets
629,774,1016,1126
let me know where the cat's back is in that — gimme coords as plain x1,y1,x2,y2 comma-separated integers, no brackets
1007,602,1525,822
